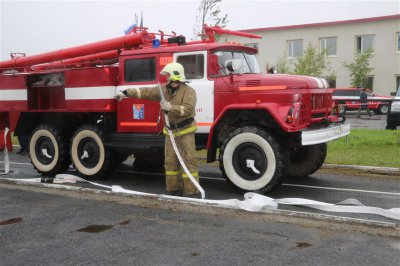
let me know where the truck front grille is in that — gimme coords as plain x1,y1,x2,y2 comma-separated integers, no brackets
311,93,329,112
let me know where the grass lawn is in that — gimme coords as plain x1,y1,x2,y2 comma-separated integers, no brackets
326,129,400,168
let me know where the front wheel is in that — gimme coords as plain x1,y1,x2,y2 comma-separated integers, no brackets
71,125,111,179
219,127,288,194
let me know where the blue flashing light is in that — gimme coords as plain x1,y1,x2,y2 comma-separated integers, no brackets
152,39,161,48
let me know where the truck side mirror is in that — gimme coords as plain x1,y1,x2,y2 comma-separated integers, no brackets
225,59,242,73
226,61,234,73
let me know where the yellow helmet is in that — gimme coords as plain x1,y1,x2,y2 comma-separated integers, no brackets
160,62,186,82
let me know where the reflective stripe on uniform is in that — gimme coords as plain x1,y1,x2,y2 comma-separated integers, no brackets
135,88,141,98
163,125,197,137
182,172,199,178
165,170,180,176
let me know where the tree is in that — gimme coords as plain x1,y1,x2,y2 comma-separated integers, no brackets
275,44,331,78
193,0,229,40
276,54,292,74
342,48,373,88
293,44,329,77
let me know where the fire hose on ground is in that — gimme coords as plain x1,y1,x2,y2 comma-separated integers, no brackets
1,173,399,221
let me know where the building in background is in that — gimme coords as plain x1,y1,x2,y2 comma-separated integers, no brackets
225,15,400,96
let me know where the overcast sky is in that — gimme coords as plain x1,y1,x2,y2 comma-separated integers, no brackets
0,0,399,60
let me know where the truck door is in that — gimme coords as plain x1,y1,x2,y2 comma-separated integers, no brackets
116,55,162,133
174,51,214,134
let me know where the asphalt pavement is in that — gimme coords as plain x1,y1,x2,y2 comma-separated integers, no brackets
344,112,388,129
1,183,399,266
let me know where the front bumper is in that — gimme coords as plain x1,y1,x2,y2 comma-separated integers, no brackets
301,123,350,146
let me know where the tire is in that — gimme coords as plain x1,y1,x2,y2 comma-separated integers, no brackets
286,143,327,178
71,125,111,179
338,104,347,115
30,124,70,176
378,105,389,114
386,122,397,130
219,127,288,194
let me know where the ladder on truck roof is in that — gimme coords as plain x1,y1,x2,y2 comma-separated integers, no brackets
0,25,261,73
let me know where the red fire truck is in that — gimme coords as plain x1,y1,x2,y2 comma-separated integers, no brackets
0,26,350,193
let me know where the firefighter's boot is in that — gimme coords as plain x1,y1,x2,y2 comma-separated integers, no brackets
182,172,200,197
165,171,183,195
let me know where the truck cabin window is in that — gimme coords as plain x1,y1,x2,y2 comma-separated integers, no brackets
212,51,261,76
177,54,204,80
124,58,156,82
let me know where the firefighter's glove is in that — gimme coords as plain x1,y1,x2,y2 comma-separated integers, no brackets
115,91,127,102
160,100,172,111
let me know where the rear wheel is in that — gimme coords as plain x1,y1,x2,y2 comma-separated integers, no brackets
219,127,287,194
71,125,111,179
286,143,327,178
30,125,70,176
338,104,347,115
378,104,389,114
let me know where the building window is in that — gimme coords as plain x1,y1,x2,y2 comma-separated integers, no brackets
124,57,156,82
287,39,303,58
320,37,337,56
356,35,374,53
366,76,374,90
177,54,204,80
397,33,400,52
396,76,400,92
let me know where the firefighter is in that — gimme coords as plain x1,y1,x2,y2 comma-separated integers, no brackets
116,63,200,197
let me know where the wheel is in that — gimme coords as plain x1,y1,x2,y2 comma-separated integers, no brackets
378,104,389,114
338,104,347,115
219,127,288,194
29,124,70,176
386,122,397,130
71,125,111,179
286,143,327,178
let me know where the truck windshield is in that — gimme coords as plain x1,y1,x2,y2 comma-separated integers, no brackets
213,51,261,76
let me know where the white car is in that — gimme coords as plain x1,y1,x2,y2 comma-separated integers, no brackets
386,87,400,130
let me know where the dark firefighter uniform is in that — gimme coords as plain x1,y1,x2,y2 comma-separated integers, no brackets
116,63,199,197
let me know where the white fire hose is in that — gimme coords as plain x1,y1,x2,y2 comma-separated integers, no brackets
2,173,399,221
1,127,10,175
158,82,205,199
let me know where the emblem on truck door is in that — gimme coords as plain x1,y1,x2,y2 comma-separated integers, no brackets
133,104,144,120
